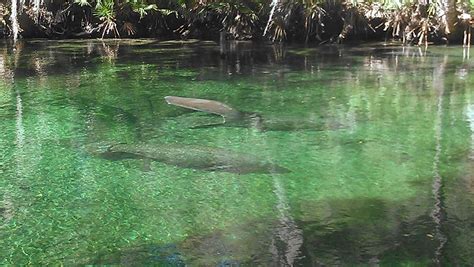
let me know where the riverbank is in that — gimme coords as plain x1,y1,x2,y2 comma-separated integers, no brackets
1,1,473,46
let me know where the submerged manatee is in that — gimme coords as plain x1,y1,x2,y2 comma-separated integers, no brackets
87,142,289,174
164,96,346,131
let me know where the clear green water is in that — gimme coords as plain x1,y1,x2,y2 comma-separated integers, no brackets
0,40,473,265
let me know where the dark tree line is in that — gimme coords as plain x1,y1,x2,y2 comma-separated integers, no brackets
1,0,473,45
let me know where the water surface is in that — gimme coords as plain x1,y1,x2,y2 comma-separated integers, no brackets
0,39,473,265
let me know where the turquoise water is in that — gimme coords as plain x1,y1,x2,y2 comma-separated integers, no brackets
0,40,473,265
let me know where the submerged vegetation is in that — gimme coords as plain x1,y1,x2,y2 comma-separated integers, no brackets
1,39,473,266
0,0,474,44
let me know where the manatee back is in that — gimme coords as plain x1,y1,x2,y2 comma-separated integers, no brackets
164,96,243,121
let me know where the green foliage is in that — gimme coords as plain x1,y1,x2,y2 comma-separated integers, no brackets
156,8,179,17
206,1,261,39
74,0,91,7
94,0,116,21
94,0,119,38
0,0,471,43
125,0,158,19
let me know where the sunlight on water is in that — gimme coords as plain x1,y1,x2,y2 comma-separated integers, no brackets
0,40,473,265
467,104,474,160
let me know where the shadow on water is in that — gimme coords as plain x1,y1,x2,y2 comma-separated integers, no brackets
295,197,439,266
78,195,459,266
87,244,186,266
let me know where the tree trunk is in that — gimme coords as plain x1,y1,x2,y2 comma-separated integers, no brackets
439,0,461,41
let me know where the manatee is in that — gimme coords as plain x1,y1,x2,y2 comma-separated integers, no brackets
87,142,289,174
164,96,346,131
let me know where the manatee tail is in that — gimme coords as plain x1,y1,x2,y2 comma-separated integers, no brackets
164,96,243,121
